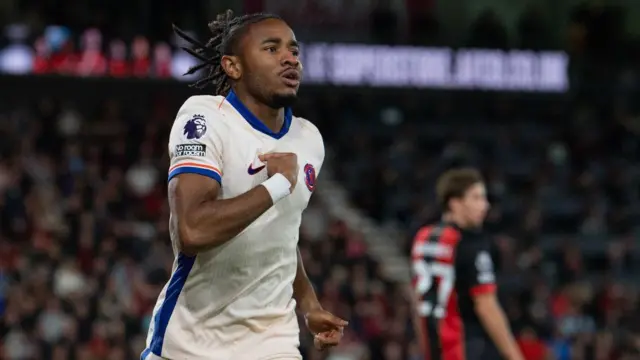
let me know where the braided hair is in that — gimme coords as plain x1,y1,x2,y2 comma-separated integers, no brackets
173,10,282,95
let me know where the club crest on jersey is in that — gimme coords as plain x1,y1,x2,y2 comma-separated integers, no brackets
304,163,316,191
184,114,207,140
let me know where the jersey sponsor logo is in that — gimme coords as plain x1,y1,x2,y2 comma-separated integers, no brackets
304,163,316,191
475,251,495,284
175,144,206,157
183,114,207,140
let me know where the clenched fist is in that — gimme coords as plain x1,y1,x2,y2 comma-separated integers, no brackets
259,152,299,192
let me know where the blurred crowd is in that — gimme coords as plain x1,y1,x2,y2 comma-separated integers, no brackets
0,0,636,86
1,83,640,360
0,1,637,61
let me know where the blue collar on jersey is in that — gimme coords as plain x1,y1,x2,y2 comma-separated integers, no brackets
225,90,292,140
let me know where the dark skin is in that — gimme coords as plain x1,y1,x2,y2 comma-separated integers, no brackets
221,18,302,132
171,18,346,350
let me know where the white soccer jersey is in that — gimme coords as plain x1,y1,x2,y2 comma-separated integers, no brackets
141,91,324,360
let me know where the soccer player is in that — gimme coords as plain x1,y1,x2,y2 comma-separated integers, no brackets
410,169,524,360
140,10,347,360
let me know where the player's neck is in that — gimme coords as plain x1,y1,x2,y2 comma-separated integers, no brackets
442,212,470,229
233,91,285,133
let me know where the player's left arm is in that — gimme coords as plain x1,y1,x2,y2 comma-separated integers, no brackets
293,125,347,349
465,244,524,360
293,121,327,315
475,294,524,360
409,227,431,356
293,247,322,314
294,247,348,349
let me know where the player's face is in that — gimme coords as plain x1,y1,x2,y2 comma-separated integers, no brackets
240,19,302,109
459,183,489,227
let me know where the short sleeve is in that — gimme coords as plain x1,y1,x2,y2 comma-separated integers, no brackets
459,242,497,297
298,117,325,178
313,130,325,178
168,96,225,185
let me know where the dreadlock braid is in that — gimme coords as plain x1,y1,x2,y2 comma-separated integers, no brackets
173,10,282,96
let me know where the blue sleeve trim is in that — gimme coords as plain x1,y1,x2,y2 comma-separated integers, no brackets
167,166,222,185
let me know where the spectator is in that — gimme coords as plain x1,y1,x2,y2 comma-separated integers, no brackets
516,327,549,360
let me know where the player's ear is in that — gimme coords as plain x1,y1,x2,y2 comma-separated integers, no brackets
221,55,242,80
449,198,460,212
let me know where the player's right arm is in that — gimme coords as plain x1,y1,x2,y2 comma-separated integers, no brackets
464,245,524,360
409,286,428,355
409,226,431,356
168,97,297,256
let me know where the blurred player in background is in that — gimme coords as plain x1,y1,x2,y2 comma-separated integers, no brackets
140,10,347,360
411,169,524,360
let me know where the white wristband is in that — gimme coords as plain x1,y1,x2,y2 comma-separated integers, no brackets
261,173,292,204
